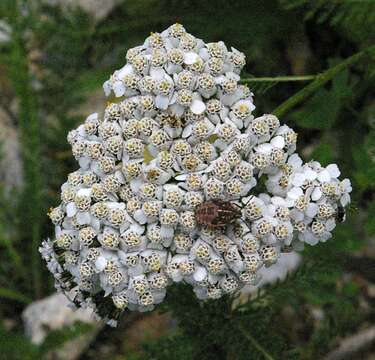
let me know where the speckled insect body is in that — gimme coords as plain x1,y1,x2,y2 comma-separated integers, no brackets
195,200,242,229
336,205,346,223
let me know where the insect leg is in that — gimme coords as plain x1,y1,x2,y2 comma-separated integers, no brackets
238,218,253,236
242,195,254,207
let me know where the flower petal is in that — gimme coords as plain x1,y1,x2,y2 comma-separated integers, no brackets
190,99,206,114
184,52,199,65
326,164,340,178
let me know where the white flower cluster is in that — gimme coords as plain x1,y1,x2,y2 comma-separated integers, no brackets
41,24,352,325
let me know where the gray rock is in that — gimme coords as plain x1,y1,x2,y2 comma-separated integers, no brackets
22,292,96,345
0,108,23,191
44,0,121,20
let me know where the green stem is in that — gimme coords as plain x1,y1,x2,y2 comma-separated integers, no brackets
240,75,316,83
8,2,43,298
0,288,32,304
237,323,275,360
273,44,375,117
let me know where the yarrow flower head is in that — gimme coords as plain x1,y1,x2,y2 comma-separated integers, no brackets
41,24,352,325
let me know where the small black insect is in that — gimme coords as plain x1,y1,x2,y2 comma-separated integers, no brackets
195,199,242,229
335,205,346,223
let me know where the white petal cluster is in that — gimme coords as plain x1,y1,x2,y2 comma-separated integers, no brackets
41,24,351,325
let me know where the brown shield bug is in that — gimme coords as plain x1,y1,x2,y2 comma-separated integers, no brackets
194,199,242,229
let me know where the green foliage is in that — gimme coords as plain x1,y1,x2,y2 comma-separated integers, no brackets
0,325,40,360
94,0,302,76
34,5,95,112
241,75,316,96
280,0,375,45
38,321,94,354
0,0,374,358
135,248,363,360
273,45,375,118
291,69,353,129
353,142,375,190
311,142,335,166
134,332,195,360
1,1,44,297
365,200,375,236
0,322,93,360
0,186,27,281
0,288,32,304
0,2,99,299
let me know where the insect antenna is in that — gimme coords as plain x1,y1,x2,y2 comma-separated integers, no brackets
239,219,253,235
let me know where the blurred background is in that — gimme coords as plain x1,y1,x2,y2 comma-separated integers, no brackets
0,0,375,359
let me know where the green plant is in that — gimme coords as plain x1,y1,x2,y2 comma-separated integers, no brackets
0,1,374,358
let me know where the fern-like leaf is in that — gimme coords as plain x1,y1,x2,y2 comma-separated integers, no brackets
280,0,375,44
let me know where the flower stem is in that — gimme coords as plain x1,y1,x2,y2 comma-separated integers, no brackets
240,75,316,83
273,44,375,117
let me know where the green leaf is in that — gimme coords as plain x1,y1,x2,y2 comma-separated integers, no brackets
342,281,360,297
290,69,353,129
365,200,375,236
353,143,375,190
332,222,363,252
311,142,335,166
0,288,32,304
39,322,94,355
0,325,39,360
280,0,375,45
273,44,375,118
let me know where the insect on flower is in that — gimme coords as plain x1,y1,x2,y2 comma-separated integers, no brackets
195,199,242,229
40,23,352,324
335,205,346,223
